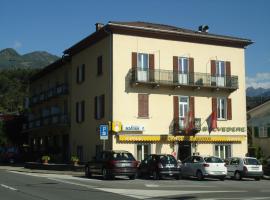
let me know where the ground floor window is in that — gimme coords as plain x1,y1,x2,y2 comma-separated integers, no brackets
214,144,231,159
136,144,151,161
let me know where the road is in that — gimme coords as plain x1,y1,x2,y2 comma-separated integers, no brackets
1,169,270,200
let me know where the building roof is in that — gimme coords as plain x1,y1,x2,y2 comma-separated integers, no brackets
247,99,270,114
64,21,253,56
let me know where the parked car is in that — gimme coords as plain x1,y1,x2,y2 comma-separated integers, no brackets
85,150,138,180
181,155,227,181
138,154,181,180
225,157,263,181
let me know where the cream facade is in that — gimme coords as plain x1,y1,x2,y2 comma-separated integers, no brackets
27,21,252,162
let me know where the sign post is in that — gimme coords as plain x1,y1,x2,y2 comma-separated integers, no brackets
100,125,108,151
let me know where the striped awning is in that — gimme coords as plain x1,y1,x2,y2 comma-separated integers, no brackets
118,134,246,143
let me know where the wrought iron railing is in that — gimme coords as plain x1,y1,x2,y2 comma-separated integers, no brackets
30,83,69,106
169,118,201,135
130,68,238,90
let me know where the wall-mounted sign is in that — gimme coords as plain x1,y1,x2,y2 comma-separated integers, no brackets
112,121,122,132
100,125,108,140
122,125,145,132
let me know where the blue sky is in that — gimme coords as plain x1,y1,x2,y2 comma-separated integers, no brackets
1,0,269,88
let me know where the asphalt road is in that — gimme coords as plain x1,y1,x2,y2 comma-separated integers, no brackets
1,169,270,200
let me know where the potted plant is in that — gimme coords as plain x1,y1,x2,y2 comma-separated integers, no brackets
41,155,50,164
71,155,79,166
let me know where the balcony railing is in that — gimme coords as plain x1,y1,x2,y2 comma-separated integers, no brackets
23,114,69,130
130,68,238,91
169,118,201,135
30,83,68,106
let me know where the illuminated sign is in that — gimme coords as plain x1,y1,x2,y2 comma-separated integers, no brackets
122,125,145,132
112,121,122,132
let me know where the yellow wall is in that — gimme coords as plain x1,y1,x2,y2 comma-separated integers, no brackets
112,34,248,157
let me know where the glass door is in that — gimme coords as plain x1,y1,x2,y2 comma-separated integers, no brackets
178,57,188,84
216,61,225,87
137,53,149,82
179,96,189,129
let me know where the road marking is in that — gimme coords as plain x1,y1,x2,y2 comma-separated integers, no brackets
96,188,246,199
47,178,96,189
201,197,270,200
0,184,17,191
145,184,216,188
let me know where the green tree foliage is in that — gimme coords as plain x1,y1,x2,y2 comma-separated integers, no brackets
0,68,39,113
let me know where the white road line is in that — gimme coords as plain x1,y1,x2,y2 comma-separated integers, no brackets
47,178,96,189
145,184,216,188
201,198,270,200
0,184,17,191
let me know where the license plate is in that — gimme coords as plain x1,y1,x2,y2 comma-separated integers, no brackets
121,163,131,167
166,164,175,168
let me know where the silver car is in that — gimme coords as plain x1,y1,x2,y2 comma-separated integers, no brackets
181,155,227,180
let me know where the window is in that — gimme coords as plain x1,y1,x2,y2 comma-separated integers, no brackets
137,53,149,81
95,95,105,120
97,56,103,76
137,144,151,161
76,101,85,123
216,61,226,86
217,98,227,120
215,145,231,159
259,126,267,138
179,96,189,128
178,57,189,84
76,64,85,83
138,94,149,118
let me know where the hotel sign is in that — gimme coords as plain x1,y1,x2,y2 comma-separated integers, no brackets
122,125,145,132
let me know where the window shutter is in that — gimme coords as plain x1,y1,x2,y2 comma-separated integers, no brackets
149,54,155,82
254,127,259,138
227,98,232,120
97,56,102,75
101,95,105,118
82,64,85,82
76,102,79,122
189,58,194,85
173,96,179,133
268,127,270,137
211,60,216,86
226,61,231,87
138,94,143,117
94,96,98,119
81,101,85,122
189,96,195,120
138,94,148,117
132,52,137,68
173,56,178,83
76,67,79,83
212,97,217,114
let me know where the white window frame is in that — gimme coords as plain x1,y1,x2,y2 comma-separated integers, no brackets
217,97,227,120
179,96,189,128
214,144,231,159
137,53,149,70
259,126,267,138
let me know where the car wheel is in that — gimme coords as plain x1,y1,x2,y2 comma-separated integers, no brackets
234,171,242,180
153,171,160,180
219,176,225,181
196,170,204,181
254,177,261,181
129,175,136,180
102,168,108,180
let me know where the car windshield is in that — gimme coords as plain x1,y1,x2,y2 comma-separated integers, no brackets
244,158,260,165
159,155,177,165
112,152,135,161
204,156,224,163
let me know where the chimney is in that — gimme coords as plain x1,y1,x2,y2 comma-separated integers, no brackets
95,23,104,31
198,25,209,33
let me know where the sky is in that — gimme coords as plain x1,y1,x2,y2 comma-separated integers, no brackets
0,0,269,88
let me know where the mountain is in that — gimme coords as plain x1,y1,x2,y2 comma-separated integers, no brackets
246,87,270,110
0,48,59,69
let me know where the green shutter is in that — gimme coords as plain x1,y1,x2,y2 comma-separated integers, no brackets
268,127,270,138
254,127,259,138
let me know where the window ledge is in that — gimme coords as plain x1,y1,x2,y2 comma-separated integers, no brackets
137,116,149,119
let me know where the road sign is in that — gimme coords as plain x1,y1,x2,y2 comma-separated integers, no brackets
100,125,108,140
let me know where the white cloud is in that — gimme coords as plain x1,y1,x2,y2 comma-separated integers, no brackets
246,72,270,88
13,41,22,49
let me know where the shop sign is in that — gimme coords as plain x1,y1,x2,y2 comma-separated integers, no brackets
122,125,145,132
112,121,122,132
201,126,246,132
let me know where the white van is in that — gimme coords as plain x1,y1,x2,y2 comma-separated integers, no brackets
225,157,263,181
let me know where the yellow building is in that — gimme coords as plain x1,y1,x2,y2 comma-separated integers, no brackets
26,22,252,162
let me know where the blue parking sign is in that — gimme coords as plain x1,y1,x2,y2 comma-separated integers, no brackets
100,125,108,140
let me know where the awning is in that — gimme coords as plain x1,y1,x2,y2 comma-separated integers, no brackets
118,134,246,143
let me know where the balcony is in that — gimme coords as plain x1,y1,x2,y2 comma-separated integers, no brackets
23,114,69,131
169,118,201,135
130,68,238,91
30,83,68,106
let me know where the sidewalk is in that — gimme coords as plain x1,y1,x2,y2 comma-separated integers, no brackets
0,165,84,176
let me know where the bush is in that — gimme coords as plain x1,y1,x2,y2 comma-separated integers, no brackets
70,155,79,162
41,155,50,161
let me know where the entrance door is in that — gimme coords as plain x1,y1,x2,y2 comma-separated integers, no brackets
137,53,149,82
178,57,188,84
216,61,225,87
179,96,189,129
178,141,191,161
137,144,151,161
